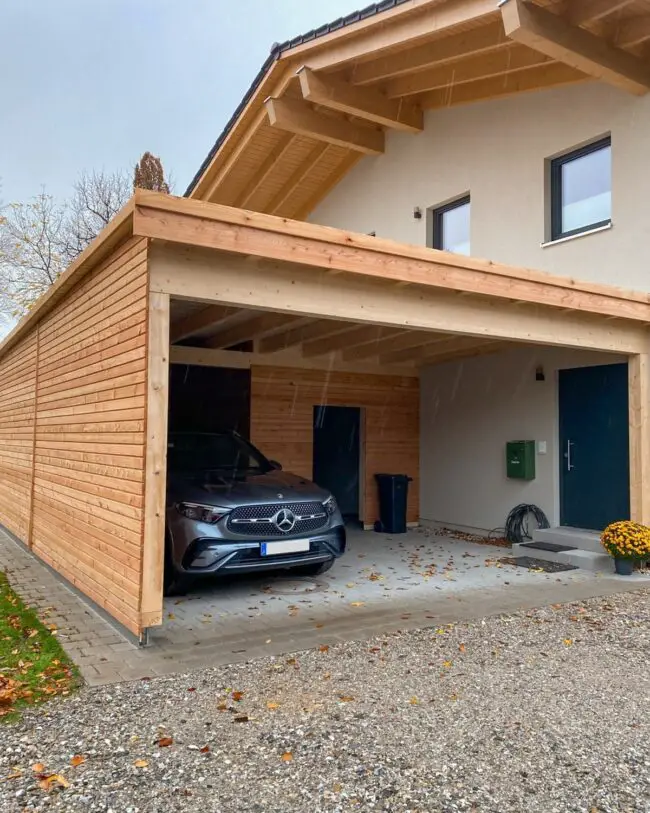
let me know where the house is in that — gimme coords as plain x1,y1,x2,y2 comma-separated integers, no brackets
1,0,650,640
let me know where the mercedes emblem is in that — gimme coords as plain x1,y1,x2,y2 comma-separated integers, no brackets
274,508,296,533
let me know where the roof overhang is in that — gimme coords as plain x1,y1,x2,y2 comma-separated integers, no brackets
185,0,650,219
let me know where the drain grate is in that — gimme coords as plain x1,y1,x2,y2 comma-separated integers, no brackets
519,541,577,553
500,556,578,573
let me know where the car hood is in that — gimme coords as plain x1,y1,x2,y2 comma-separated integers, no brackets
167,469,332,508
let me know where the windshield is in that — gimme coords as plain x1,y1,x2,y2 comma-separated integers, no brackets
167,433,273,476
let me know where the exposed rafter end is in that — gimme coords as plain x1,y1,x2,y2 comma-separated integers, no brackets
264,97,385,155
500,0,650,95
297,66,423,132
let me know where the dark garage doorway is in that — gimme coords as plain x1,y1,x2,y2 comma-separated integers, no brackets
169,364,251,436
313,406,361,521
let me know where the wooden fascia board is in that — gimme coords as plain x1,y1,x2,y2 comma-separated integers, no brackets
297,66,423,132
0,197,135,363
500,0,650,95
265,96,385,154
132,193,650,324
287,0,498,71
149,242,646,354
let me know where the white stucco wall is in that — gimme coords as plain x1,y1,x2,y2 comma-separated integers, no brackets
419,347,622,532
308,82,650,291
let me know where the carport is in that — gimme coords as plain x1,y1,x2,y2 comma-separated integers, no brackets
0,190,649,642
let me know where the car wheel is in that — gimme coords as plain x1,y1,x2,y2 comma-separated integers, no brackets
292,559,334,577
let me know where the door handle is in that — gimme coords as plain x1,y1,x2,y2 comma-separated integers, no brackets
564,440,574,471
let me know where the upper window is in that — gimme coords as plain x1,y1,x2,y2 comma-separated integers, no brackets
550,137,611,241
432,195,470,255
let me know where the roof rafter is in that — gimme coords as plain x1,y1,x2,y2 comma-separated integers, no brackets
500,0,650,95
568,0,634,27
265,97,385,154
380,335,497,365
302,325,406,357
204,312,304,349
170,304,239,343
258,319,357,353
613,16,650,48
298,66,423,132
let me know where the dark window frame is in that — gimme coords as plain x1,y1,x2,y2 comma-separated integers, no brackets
431,194,471,253
550,136,611,242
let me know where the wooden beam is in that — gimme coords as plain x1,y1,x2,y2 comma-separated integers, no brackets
302,325,407,357
205,312,303,349
419,62,586,109
134,192,650,324
500,0,650,95
380,335,494,365
614,16,650,49
351,21,507,84
342,329,452,361
387,46,550,97
418,341,505,367
259,320,358,353
569,0,634,26
298,66,423,132
169,344,418,378
266,143,330,216
149,243,647,354
170,304,238,343
236,135,296,209
265,97,384,155
290,152,362,221
629,350,650,524
140,290,170,632
293,0,497,71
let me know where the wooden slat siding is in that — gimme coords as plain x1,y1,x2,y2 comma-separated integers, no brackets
0,330,38,539
250,366,419,524
29,236,149,635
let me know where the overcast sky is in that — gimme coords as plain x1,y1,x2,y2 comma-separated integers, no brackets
0,0,357,204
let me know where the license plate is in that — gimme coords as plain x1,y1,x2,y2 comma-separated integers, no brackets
260,539,310,556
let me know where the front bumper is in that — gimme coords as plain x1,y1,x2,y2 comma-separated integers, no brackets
178,525,346,574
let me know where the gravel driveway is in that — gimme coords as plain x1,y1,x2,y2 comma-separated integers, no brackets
2,588,649,813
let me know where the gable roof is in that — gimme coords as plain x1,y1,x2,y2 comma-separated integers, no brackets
186,0,650,219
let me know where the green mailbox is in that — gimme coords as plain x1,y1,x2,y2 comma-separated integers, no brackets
506,440,535,480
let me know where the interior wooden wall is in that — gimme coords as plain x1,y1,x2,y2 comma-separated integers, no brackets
250,366,419,524
0,237,150,635
0,329,38,540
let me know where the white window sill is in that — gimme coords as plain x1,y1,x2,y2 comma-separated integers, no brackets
541,221,612,248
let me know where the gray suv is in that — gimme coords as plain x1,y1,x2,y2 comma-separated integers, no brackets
165,432,346,594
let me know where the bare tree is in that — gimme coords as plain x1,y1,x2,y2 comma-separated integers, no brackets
134,152,170,193
60,169,131,262
0,192,67,321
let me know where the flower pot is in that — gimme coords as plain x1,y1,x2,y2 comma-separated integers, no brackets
614,557,635,576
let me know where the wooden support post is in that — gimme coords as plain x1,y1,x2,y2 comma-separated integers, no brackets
628,351,650,524
140,290,170,632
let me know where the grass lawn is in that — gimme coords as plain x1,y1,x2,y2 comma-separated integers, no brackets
0,571,79,722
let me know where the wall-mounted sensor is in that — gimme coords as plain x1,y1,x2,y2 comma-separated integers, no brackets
535,366,545,381
413,206,422,220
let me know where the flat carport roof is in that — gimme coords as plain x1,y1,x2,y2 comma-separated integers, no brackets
2,190,650,638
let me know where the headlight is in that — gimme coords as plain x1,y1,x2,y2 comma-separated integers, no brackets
323,496,338,516
176,502,229,524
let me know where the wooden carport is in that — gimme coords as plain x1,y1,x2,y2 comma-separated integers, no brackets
1,190,649,640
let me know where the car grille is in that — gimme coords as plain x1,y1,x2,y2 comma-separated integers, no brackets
227,501,328,537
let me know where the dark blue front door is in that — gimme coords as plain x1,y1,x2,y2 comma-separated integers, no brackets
559,363,630,530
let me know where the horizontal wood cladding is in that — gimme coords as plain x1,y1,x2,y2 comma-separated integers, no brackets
250,366,419,524
0,330,38,540
28,236,149,635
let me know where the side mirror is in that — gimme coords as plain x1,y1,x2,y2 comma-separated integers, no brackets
268,459,283,471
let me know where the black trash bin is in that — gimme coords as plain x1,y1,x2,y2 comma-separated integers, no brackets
374,473,412,534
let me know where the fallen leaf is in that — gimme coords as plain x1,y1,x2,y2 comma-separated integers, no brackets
267,702,280,710
333,783,343,793
70,755,85,767
281,752,293,762
157,737,174,748
319,645,329,653
345,582,356,588
217,703,228,711
232,691,244,702
167,612,176,620
2,770,23,781
187,687,197,692
442,660,453,668
459,643,466,653
134,759,149,769
39,774,69,791
32,763,46,774
200,746,210,754
563,639,573,646
350,601,365,608
314,623,324,629
338,695,355,702
233,714,249,723
409,696,419,705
